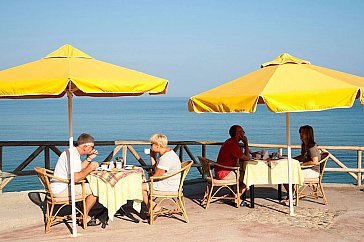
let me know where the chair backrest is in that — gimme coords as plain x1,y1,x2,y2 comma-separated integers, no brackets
178,160,193,193
198,156,213,179
318,152,329,181
34,167,52,195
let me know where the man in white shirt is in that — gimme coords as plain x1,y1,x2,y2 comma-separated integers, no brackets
51,133,99,225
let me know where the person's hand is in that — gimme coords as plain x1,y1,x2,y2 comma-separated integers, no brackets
150,149,156,157
241,135,248,145
87,149,98,161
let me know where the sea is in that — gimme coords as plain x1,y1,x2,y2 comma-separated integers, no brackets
1,97,363,192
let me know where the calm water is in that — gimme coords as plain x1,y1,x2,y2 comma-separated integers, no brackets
1,97,363,192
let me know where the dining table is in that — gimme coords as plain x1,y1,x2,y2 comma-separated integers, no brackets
243,157,303,208
87,167,144,221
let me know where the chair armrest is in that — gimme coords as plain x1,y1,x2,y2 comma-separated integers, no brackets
212,163,240,170
50,175,86,184
49,174,70,183
149,167,183,182
301,158,325,169
301,164,315,169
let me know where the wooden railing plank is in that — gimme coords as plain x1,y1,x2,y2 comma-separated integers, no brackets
14,146,45,172
0,140,363,193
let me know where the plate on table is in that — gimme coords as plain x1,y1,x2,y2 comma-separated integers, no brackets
97,167,111,172
124,166,134,170
270,157,280,160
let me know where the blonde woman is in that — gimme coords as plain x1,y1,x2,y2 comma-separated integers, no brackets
142,133,181,215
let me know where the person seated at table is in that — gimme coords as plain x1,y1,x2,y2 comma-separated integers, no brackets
282,125,321,204
142,133,181,215
215,125,250,202
50,133,100,226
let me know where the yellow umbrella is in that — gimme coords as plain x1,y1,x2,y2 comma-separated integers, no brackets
0,44,168,236
0,44,168,98
189,53,364,113
188,53,364,215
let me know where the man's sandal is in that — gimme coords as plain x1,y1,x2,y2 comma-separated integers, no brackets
87,217,101,226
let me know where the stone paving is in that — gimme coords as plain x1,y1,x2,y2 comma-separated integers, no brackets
240,202,344,229
0,184,363,241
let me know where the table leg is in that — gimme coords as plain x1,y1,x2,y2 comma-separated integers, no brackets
250,185,254,208
278,184,282,201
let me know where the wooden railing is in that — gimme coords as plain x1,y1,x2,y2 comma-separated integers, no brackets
0,140,363,193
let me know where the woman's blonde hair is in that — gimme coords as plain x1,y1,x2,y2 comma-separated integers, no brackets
149,133,168,148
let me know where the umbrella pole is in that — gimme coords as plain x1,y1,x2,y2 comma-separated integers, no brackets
286,113,295,216
67,89,77,236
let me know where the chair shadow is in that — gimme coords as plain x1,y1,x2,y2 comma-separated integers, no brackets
27,191,47,220
114,201,141,224
184,182,267,209
27,191,86,234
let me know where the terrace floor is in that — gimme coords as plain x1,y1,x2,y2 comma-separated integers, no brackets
0,183,363,242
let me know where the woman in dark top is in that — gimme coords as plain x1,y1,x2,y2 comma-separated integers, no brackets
295,125,321,178
282,125,321,204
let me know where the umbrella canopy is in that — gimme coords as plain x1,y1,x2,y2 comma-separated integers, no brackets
0,44,168,236
188,53,364,215
189,53,364,113
0,44,168,98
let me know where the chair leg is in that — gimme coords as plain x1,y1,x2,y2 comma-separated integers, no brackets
318,183,328,205
206,185,214,209
236,184,240,208
46,202,54,233
82,199,87,230
179,196,189,223
201,185,209,206
149,197,154,225
44,202,50,233
295,184,299,206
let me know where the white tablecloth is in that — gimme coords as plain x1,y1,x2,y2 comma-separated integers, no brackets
243,158,303,187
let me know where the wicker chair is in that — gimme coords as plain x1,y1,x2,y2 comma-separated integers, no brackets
148,160,193,225
34,167,87,233
198,156,241,209
295,152,330,205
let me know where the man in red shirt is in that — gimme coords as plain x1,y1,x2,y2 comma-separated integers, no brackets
215,125,250,196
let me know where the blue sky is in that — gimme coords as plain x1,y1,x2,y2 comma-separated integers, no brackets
0,0,363,97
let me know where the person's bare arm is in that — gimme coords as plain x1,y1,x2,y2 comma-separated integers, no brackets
150,150,157,167
240,136,250,161
302,156,319,166
151,168,165,177
74,162,98,182
81,149,98,169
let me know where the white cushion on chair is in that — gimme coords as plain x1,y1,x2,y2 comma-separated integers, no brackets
152,190,179,196
304,177,319,183
208,177,237,184
52,195,85,203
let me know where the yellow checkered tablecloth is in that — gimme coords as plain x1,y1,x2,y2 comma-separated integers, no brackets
87,169,143,221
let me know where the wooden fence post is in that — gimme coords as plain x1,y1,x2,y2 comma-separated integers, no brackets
358,150,362,186
179,146,183,161
45,146,50,169
202,144,206,158
0,146,2,194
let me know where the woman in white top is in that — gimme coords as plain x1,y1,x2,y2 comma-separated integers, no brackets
142,133,181,215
